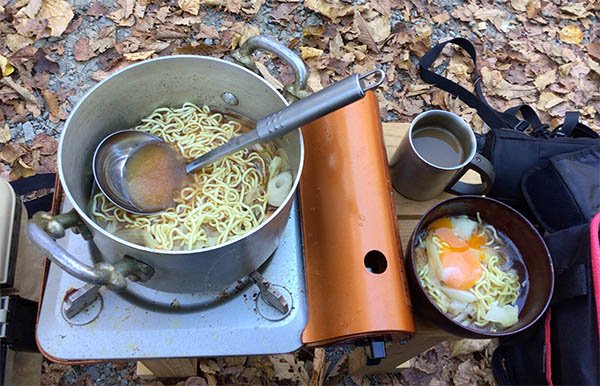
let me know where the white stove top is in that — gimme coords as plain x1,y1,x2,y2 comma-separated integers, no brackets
37,198,308,361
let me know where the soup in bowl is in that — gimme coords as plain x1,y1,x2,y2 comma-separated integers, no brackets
405,196,554,338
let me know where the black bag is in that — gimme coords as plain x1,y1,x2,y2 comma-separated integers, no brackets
492,146,600,386
419,38,600,386
418,38,599,215
493,220,599,386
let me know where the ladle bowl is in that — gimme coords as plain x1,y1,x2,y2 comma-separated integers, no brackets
93,130,164,214
93,70,385,215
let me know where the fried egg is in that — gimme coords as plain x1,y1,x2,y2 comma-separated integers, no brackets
429,217,484,290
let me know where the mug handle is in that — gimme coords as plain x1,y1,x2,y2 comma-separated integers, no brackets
445,153,495,195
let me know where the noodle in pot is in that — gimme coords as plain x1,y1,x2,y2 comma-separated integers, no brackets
90,103,292,251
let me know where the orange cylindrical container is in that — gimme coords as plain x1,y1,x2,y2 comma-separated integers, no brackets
300,91,415,346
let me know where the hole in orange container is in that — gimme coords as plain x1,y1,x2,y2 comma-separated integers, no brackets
364,250,387,274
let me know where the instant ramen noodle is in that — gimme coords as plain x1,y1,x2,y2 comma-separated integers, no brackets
90,103,292,251
414,215,529,331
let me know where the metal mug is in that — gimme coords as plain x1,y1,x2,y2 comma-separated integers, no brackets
389,110,494,201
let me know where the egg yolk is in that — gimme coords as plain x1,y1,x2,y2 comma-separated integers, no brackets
429,219,484,290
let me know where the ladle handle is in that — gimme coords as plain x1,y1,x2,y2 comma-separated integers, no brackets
185,70,386,174
256,70,386,143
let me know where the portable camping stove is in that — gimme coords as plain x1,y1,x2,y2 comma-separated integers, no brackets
37,198,307,361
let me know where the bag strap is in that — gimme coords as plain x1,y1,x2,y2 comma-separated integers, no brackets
419,38,599,139
553,111,599,139
419,38,530,131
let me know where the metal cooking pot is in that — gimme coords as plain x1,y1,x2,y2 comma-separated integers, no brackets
27,36,307,298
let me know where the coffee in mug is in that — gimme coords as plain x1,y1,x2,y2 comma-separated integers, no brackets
389,110,494,201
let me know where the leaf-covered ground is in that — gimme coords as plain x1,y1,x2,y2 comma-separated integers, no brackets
1,0,598,384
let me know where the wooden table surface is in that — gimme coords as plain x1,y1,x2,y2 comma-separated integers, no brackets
346,122,480,376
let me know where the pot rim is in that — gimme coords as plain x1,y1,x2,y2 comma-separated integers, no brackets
408,195,554,337
58,55,305,255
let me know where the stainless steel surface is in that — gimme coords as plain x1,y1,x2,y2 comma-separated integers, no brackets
389,110,477,201
184,130,259,174
27,214,119,287
250,271,289,314
93,130,162,214
255,70,385,143
232,35,309,101
38,37,306,294
63,283,101,319
27,212,155,290
37,198,307,360
186,71,385,173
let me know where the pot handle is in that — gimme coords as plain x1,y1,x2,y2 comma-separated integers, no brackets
232,35,309,101
27,210,153,290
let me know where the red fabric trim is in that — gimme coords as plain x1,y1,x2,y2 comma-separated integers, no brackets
545,310,553,386
590,212,600,347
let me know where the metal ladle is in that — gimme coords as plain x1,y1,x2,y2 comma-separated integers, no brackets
93,70,385,215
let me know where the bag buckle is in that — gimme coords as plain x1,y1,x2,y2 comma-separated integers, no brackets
514,120,529,132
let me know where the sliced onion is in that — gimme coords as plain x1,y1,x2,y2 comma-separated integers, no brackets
424,234,444,281
268,156,284,179
267,171,292,207
113,228,152,247
450,216,478,240
485,303,518,328
447,300,468,315
440,286,477,304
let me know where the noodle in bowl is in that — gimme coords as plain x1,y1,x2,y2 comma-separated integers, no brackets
57,55,304,294
405,196,554,338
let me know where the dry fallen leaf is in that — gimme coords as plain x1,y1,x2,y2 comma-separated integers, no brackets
0,143,27,164
481,67,536,100
32,133,58,155
453,359,479,386
185,377,208,386
6,34,34,52
559,24,584,45
300,46,324,60
241,0,264,15
9,160,36,180
73,38,96,62
432,12,450,24
41,90,60,117
588,58,600,76
270,354,309,384
109,0,136,26
0,77,41,105
0,56,15,77
533,69,557,91
37,0,74,37
537,91,565,110
238,25,260,47
510,0,530,12
450,340,492,358
255,62,283,90
560,3,589,19
123,50,155,61
324,353,347,383
354,11,379,53
587,42,600,62
304,0,356,22
179,0,200,15
309,348,328,386
0,124,11,144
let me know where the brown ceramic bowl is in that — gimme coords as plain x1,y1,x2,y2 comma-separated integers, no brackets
405,196,554,338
